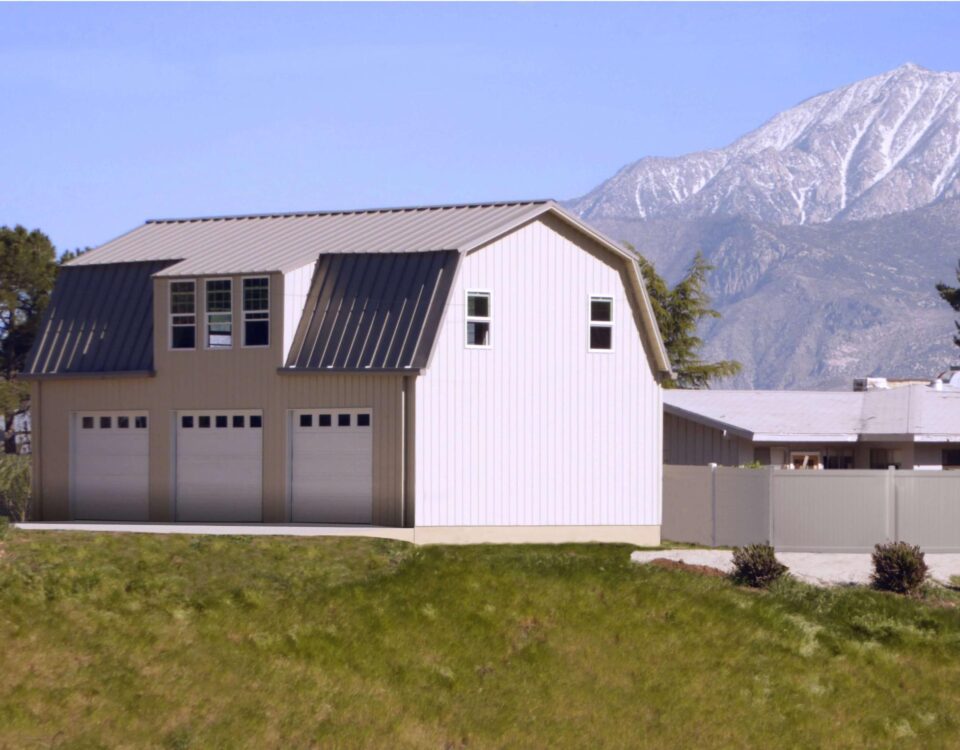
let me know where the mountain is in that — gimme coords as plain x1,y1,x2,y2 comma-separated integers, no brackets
568,64,960,389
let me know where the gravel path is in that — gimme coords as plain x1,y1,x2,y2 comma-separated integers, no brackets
631,549,960,587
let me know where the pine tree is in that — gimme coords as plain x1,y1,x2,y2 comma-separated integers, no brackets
936,262,960,347
629,246,741,389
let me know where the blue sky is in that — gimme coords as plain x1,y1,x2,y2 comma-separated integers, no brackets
4,2,960,251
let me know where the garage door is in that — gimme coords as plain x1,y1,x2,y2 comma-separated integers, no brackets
175,410,263,522
290,408,373,523
72,411,149,520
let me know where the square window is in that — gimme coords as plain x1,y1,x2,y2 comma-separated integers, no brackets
172,326,196,350
590,326,612,351
250,415,262,428
100,416,112,429
245,320,269,347
233,415,244,428
357,413,371,427
590,298,612,323
118,416,130,429
215,415,227,428
135,416,148,429
338,414,351,427
300,414,313,427
318,414,332,427
467,321,490,347
82,416,94,429
199,416,211,429
182,415,194,428
467,293,490,318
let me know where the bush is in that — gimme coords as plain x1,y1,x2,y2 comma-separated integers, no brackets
0,454,31,522
730,544,788,588
871,541,928,595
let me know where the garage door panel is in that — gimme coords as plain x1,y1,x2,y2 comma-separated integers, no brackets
291,409,373,524
176,411,262,522
72,412,149,521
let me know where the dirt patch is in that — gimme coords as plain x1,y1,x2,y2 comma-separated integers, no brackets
649,558,726,578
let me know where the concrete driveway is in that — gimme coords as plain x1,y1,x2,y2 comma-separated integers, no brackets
631,549,960,587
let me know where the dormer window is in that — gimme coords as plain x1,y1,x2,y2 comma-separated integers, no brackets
170,281,196,350
243,277,270,347
206,279,233,349
466,291,491,348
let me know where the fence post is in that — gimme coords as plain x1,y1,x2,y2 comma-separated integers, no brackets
886,466,896,543
767,466,776,547
709,463,718,547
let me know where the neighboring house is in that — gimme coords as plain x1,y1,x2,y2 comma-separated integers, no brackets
664,382,960,470
24,201,672,543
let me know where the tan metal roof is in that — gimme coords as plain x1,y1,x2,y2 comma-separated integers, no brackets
69,201,551,276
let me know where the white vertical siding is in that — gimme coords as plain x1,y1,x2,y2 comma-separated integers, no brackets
282,263,315,361
414,216,662,527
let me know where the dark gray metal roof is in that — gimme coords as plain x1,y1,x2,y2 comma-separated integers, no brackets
285,251,459,371
69,201,549,277
25,261,175,376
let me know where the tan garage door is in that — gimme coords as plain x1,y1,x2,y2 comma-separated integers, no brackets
71,411,149,520
290,408,373,523
175,410,263,522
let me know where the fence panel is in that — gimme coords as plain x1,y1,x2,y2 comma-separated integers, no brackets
896,472,960,552
715,467,769,546
662,465,714,545
771,470,890,552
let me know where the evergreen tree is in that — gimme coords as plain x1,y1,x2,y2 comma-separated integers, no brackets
629,245,741,389
936,262,960,348
0,226,58,453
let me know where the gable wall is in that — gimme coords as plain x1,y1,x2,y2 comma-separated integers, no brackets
413,215,662,527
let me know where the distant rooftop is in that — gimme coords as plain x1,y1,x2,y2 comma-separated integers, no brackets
664,383,960,442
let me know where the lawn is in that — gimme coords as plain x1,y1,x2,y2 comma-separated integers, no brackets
3,531,960,748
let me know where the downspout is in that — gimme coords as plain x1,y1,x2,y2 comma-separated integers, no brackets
32,380,42,521
400,377,406,527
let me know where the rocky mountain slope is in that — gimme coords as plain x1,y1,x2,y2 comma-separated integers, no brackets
569,64,960,389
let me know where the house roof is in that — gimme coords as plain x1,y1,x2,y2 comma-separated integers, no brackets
25,260,175,377
29,200,671,377
68,201,552,276
285,251,459,371
664,385,960,443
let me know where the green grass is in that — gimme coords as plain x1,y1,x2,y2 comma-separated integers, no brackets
3,532,960,748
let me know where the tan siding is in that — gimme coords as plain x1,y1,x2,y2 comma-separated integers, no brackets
664,412,745,466
34,272,405,525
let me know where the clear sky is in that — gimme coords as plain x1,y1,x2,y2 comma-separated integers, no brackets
4,2,960,252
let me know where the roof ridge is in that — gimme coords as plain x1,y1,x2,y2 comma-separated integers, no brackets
145,199,553,225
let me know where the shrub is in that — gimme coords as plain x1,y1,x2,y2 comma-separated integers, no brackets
871,541,928,595
0,454,31,522
730,544,788,588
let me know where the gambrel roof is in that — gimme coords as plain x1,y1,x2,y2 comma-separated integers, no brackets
27,201,671,378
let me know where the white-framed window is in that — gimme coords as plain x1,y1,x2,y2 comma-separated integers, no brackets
589,295,613,351
242,276,270,347
466,291,491,348
170,280,197,350
205,278,233,349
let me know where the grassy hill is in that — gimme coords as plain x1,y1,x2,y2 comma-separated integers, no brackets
2,531,960,748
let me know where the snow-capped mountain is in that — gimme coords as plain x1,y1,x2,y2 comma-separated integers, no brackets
574,63,960,226
568,64,960,390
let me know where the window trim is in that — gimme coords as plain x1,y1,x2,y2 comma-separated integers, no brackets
588,294,614,353
241,276,271,349
204,277,234,351
169,279,197,351
465,289,492,349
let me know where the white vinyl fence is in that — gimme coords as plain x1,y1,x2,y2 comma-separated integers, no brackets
664,465,960,552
